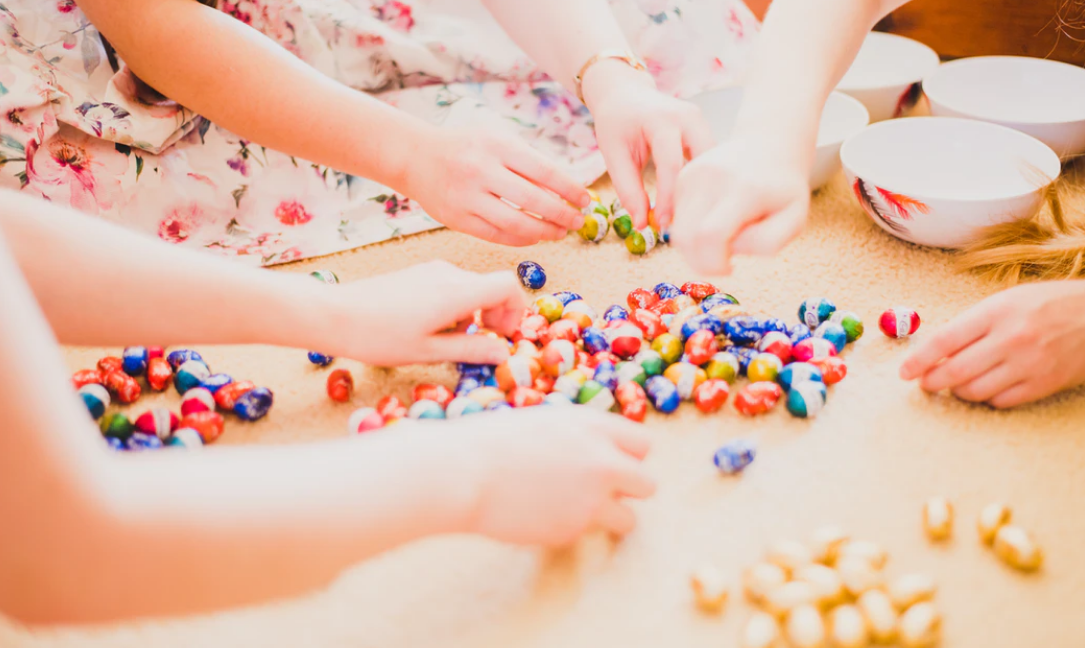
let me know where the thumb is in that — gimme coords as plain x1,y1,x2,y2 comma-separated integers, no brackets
731,198,808,256
676,192,761,276
425,332,511,365
442,271,527,326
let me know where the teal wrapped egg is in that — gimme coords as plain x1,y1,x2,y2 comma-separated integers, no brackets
166,427,205,449
777,362,825,393
175,360,211,395
814,322,848,353
409,399,446,420
446,397,484,418
786,381,828,418
798,297,837,329
79,384,110,420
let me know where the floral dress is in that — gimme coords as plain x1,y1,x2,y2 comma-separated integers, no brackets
0,0,758,265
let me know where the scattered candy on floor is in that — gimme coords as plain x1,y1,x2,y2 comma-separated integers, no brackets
516,261,547,290
879,306,921,339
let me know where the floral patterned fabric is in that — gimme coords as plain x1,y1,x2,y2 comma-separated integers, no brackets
0,0,758,265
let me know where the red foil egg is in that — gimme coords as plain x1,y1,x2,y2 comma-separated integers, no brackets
104,371,141,404
512,314,550,344
544,318,582,344
680,281,719,301
685,329,719,366
734,382,783,416
214,380,255,410
627,288,660,311
72,369,104,390
180,411,226,444
327,369,355,403
693,379,730,413
97,356,124,375
377,395,409,421
147,346,165,360
812,356,848,385
412,383,454,408
630,309,666,340
758,332,794,363
620,398,648,423
146,357,173,392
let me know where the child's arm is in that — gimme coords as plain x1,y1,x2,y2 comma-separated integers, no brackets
480,0,715,230
672,0,912,275
0,221,654,624
74,0,587,245
0,190,522,366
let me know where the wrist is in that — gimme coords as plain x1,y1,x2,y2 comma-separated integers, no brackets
388,120,445,199
253,273,340,352
581,58,655,113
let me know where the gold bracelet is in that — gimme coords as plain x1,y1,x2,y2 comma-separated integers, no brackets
573,49,649,104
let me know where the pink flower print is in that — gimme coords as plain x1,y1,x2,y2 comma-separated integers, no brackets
75,102,132,138
227,156,250,176
278,247,303,263
5,109,35,135
25,128,129,215
56,0,77,13
110,66,181,119
274,199,314,225
157,203,205,243
374,1,415,32
354,32,385,48
369,193,412,216
222,0,254,25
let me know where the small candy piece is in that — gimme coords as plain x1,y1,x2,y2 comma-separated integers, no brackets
690,563,729,614
179,388,216,417
409,399,446,419
809,526,851,565
828,605,869,648
684,329,719,366
645,375,681,414
593,361,619,392
857,589,898,644
411,384,454,408
814,322,848,354
785,604,826,648
694,379,730,413
743,612,782,648
79,384,110,420
348,407,385,433
649,298,680,316
827,311,865,343
305,351,334,367
654,282,683,300
104,370,142,404
467,386,507,408
533,374,556,394
615,361,647,387
704,352,740,383
977,502,1012,545
174,360,211,395
887,573,937,610
701,292,740,312
577,380,616,411
127,432,163,452
516,261,547,290
508,386,546,408
72,368,105,390
200,373,234,393
724,316,764,347
234,387,274,422
673,294,696,312
650,333,683,365
922,497,954,541
495,356,542,392
544,319,582,344
777,363,824,393
97,356,124,375
793,338,838,363
735,382,783,416
993,525,1044,571
578,210,610,242
533,295,564,323
540,340,578,377
611,209,633,239
513,339,542,361
793,564,845,608
604,321,645,359
663,362,707,400
627,288,660,311
543,393,574,406
100,413,134,440
810,356,848,386
147,346,165,360
786,381,828,419
446,397,485,418
166,349,204,371
744,563,788,603
764,581,819,618
760,318,789,335
713,438,756,474
563,300,597,321
748,353,784,383
615,382,648,422
838,539,889,570
898,602,941,648
121,346,149,376
309,269,340,284
837,556,885,598
376,395,409,421
135,407,180,440
681,313,726,342
327,369,355,403
179,411,226,444
799,297,837,329
879,306,921,338
147,357,173,391
758,332,793,363
166,428,205,450
766,540,814,575
680,281,719,301
603,305,629,321
625,226,657,255
581,326,610,355
552,291,583,307
634,349,665,377
629,309,666,341
214,380,255,411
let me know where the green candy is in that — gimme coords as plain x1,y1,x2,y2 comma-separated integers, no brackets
626,227,658,256
615,361,647,387
704,352,740,383
309,269,340,285
611,211,633,239
577,380,616,411
578,211,610,243
100,413,134,440
634,350,665,377
651,333,683,366
592,203,611,218
828,310,865,343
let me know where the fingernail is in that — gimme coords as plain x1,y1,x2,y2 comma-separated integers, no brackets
578,194,591,208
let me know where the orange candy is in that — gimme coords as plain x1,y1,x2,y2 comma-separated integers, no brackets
630,309,666,340
680,281,719,302
180,411,226,444
72,369,104,390
214,380,255,410
734,382,783,416
693,379,730,413
685,329,719,366
377,395,409,420
508,386,545,408
327,369,355,403
412,383,454,408
812,356,848,385
104,371,141,404
495,356,542,392
147,357,173,391
97,356,124,375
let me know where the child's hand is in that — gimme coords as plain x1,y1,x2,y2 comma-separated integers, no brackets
456,407,655,545
671,137,810,276
320,261,526,367
405,128,590,247
900,281,1085,408
583,62,715,231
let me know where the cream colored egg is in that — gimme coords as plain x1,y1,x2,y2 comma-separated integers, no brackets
922,497,953,541
794,564,846,608
857,590,898,644
828,604,870,648
836,556,884,598
786,604,826,648
764,581,820,618
810,525,851,565
837,540,888,570
766,540,815,575
887,573,937,610
743,612,782,648
993,524,1044,572
898,602,942,648
744,562,789,604
977,502,1012,546
690,563,730,613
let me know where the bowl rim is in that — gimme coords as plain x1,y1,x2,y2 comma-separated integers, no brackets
924,55,1085,127
836,32,941,92
840,116,1061,202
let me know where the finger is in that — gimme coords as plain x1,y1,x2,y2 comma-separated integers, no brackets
595,499,637,536
917,335,1005,393
682,112,716,160
677,193,760,276
900,309,993,380
593,416,652,459
649,126,685,231
476,196,568,242
608,456,657,499
491,171,585,231
448,271,529,326
603,144,650,228
453,213,539,247
425,332,511,365
730,198,808,256
988,381,1047,409
950,362,1019,403
502,143,590,209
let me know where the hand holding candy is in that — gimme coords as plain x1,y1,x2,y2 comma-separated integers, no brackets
900,281,1085,408
581,61,715,232
671,137,810,275
455,407,655,544
404,127,589,246
326,261,527,367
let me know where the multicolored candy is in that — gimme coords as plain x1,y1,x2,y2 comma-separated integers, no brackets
793,338,838,363
786,381,828,419
747,353,784,383
814,322,849,353
409,399,446,419
879,306,921,338
79,384,110,420
577,380,616,410
180,387,216,416
777,363,825,393
663,362,707,400
166,428,205,449
174,360,211,395
799,297,837,329
828,311,865,342
578,211,610,242
135,407,180,440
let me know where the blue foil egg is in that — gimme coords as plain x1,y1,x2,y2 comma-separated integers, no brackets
645,375,680,414
79,384,110,420
724,316,764,346
815,322,849,353
456,377,483,396
593,361,619,392
582,327,610,355
680,314,725,341
700,293,740,312
788,323,813,346
235,387,274,421
787,381,828,418
516,261,547,290
307,351,334,367
798,297,837,329
167,349,204,371
552,291,583,307
777,362,825,393
760,318,789,335
714,439,757,475
200,373,234,393
458,363,495,380
127,432,164,452
105,437,126,451
174,360,211,395
653,282,683,300
485,400,512,413
122,346,149,376
603,305,629,322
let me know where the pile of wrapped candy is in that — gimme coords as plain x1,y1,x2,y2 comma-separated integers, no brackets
73,347,274,451
346,278,863,434
577,191,667,256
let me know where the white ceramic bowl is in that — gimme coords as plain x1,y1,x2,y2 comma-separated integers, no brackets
840,117,1061,248
690,87,870,189
836,32,940,123
924,56,1085,158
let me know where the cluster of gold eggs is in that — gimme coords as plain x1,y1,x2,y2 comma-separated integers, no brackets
923,497,1043,571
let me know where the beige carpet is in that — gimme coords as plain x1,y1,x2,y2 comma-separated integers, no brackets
5,172,1085,647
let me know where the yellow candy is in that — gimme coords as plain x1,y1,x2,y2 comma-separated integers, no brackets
785,605,826,648
993,524,1044,572
828,605,869,648
532,295,564,323
922,497,954,541
690,563,730,614
898,602,942,648
662,362,707,400
887,573,937,610
977,502,1012,546
742,612,782,648
809,525,851,565
743,562,788,604
857,589,898,644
